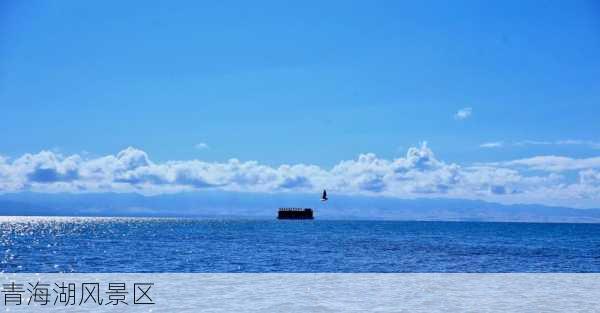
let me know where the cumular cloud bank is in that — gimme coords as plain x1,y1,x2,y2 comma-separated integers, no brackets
1,143,600,208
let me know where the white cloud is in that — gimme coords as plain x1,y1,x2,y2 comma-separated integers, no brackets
555,140,600,149
480,142,503,148
484,140,600,149
579,169,600,186
194,143,210,150
493,156,600,172
514,140,553,146
1,145,600,207
454,107,472,120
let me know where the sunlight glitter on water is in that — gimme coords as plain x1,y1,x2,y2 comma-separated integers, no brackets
1,218,600,272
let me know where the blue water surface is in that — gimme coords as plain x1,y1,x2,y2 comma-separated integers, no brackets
1,217,599,272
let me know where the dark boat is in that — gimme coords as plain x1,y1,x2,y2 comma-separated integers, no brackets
277,208,314,220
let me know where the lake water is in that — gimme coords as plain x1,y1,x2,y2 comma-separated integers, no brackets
1,217,599,272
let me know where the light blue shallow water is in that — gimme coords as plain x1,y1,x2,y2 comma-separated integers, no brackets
1,217,599,272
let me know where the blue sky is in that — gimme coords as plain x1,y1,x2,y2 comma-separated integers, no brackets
1,1,600,207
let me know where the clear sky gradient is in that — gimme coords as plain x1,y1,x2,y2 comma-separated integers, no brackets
2,0,599,166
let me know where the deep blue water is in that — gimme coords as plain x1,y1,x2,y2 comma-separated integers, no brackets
1,217,599,272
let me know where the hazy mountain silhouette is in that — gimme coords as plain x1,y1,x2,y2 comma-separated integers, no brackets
1,191,600,223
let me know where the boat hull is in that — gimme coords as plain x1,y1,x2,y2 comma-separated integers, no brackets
277,208,314,219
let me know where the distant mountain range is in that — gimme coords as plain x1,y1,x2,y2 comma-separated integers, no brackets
1,191,600,223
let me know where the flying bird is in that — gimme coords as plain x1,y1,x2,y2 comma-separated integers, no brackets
321,189,328,202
